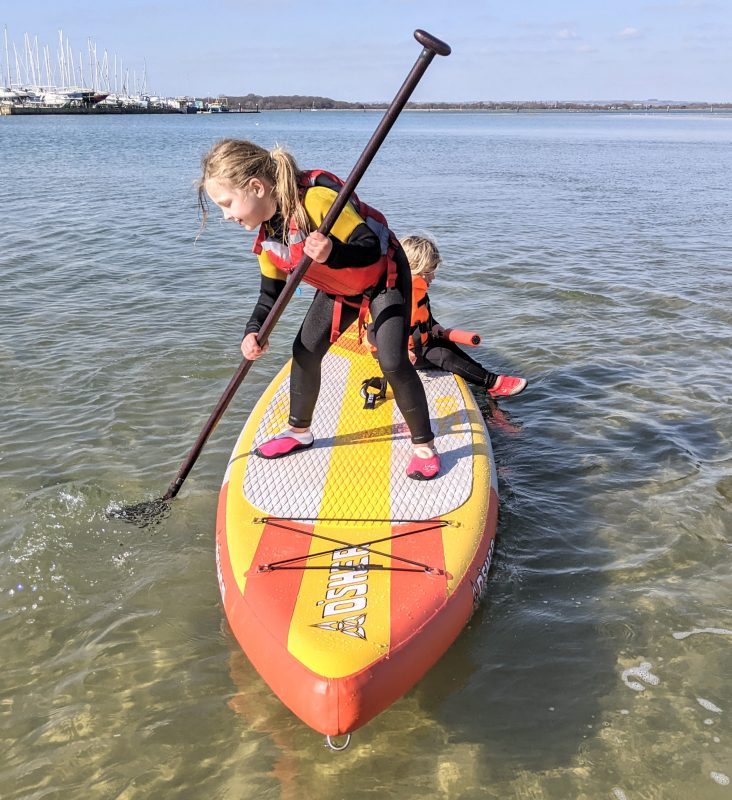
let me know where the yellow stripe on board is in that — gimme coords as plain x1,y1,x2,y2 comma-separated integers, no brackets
288,354,394,678
224,360,293,596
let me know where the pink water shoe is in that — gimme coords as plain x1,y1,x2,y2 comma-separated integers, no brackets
256,430,314,459
487,375,528,399
407,447,441,480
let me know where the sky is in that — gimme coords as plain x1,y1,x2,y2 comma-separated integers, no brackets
2,0,731,102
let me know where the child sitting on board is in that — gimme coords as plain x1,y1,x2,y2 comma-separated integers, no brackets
397,235,527,398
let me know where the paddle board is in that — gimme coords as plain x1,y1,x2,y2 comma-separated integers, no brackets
215,323,498,741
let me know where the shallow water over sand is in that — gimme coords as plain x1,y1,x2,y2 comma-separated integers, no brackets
2,110,731,799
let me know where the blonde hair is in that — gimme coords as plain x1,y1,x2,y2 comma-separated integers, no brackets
196,139,310,237
400,235,442,277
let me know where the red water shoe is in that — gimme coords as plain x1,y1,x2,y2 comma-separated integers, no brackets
256,430,314,459
407,447,441,480
488,375,528,399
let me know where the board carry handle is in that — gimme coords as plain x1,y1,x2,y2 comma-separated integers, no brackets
108,29,451,524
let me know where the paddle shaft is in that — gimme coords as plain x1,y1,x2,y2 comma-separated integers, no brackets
162,30,451,502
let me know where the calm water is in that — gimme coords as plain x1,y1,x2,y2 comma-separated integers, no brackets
2,110,731,800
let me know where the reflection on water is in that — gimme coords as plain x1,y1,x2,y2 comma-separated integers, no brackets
1,111,731,799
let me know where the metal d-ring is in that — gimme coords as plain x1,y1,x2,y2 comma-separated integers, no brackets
324,733,352,751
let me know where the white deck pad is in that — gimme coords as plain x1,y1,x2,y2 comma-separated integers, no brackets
242,350,474,521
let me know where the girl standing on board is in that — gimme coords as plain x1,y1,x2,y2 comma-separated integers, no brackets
399,235,527,397
198,139,440,480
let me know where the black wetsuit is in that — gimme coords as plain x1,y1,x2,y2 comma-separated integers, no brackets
245,214,434,445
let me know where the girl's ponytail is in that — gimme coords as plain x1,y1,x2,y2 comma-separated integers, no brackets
270,146,310,235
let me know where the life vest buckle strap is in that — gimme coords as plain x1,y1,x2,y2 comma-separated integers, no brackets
252,223,267,255
356,296,370,344
330,296,344,343
385,240,398,289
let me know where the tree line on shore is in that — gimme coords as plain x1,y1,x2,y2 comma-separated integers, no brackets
219,93,730,111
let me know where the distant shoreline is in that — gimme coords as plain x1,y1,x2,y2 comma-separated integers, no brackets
220,95,732,113
4,96,730,118
262,107,731,114
5,105,730,118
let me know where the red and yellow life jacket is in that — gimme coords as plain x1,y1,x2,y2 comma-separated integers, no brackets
252,170,398,342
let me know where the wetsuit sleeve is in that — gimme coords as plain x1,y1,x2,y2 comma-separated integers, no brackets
244,253,287,337
426,295,438,329
303,186,381,268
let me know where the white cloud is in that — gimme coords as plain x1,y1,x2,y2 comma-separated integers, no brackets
619,27,642,38
557,28,579,40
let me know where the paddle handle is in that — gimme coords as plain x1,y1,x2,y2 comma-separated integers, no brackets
162,30,451,501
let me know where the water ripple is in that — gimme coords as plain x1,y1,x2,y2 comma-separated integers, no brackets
2,111,732,800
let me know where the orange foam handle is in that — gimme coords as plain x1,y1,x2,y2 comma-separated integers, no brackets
442,328,481,347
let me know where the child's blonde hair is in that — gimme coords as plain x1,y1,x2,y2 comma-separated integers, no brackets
197,139,310,237
400,235,442,277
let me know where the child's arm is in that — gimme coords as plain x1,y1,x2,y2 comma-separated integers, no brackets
303,187,381,266
425,293,443,336
240,254,287,359
243,272,287,338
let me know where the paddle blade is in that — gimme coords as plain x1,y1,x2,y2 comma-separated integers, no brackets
106,496,171,528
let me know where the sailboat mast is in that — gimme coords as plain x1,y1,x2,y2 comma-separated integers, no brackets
3,26,9,88
102,50,109,92
22,32,29,85
12,42,21,88
34,36,41,88
58,30,65,89
67,38,75,87
44,45,52,87
93,41,98,92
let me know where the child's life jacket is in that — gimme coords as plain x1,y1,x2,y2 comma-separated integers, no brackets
253,170,398,342
410,275,432,350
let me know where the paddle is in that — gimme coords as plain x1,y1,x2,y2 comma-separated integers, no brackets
109,29,451,526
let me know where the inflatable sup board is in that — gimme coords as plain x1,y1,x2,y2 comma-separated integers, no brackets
215,324,497,743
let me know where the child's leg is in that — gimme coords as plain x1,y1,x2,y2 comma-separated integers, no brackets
256,293,360,459
288,291,359,428
421,338,497,388
423,338,528,398
370,253,434,446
